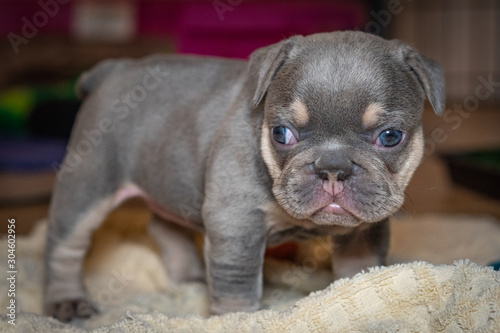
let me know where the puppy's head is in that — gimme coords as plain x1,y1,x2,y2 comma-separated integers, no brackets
248,31,445,227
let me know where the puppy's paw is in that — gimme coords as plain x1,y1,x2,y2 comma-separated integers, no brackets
209,298,259,316
46,298,99,322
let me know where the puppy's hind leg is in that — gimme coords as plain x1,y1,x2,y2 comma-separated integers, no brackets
44,178,121,322
148,216,205,283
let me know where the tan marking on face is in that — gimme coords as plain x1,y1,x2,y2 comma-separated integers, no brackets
398,128,424,188
261,119,281,180
362,103,384,128
291,99,309,127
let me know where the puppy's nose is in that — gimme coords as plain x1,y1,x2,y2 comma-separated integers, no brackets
314,154,353,182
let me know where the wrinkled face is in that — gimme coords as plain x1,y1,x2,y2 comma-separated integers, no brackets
261,47,425,227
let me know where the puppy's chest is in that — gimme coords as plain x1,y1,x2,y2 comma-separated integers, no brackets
264,208,351,247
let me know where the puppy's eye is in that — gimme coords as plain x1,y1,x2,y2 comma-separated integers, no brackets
272,126,297,145
376,129,403,147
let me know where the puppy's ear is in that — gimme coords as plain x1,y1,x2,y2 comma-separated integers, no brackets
248,36,300,108
406,53,446,115
76,59,128,99
395,42,446,116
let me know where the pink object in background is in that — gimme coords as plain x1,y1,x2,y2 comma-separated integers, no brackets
0,0,367,59
175,0,368,59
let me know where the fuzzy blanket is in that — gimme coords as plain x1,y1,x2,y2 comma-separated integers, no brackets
1,213,500,332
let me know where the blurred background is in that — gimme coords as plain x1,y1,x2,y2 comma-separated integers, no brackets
0,0,499,235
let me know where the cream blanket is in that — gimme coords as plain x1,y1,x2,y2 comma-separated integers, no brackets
1,214,500,332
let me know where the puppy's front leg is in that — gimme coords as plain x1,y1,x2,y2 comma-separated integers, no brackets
332,219,390,280
203,209,267,315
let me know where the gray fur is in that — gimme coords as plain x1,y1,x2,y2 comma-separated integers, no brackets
44,31,445,321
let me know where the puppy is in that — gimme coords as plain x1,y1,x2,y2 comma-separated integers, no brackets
44,31,445,321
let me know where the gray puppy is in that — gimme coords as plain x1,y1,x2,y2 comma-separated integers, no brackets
44,31,445,321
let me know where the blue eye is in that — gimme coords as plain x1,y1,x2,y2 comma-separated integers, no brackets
377,129,403,147
272,126,297,145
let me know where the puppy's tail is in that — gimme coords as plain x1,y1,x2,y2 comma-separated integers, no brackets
76,59,129,99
